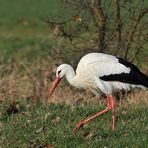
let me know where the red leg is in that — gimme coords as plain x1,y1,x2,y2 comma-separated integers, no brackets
111,96,117,131
72,95,112,133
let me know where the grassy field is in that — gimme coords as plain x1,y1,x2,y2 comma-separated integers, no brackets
0,0,148,147
0,99,148,148
0,0,55,63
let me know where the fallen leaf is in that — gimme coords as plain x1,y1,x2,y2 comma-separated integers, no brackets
51,116,60,123
83,131,95,139
47,144,54,148
5,102,21,115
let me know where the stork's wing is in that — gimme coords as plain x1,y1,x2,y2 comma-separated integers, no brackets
76,53,131,77
76,53,147,86
100,57,146,85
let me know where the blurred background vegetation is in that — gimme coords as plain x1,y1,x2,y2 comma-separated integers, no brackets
0,0,147,102
0,0,58,101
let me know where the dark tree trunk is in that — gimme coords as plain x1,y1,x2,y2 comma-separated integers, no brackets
114,0,121,51
94,0,106,51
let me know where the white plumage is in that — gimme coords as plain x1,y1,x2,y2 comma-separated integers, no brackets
75,53,132,94
48,52,148,133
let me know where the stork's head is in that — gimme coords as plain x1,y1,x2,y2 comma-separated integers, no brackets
56,64,69,78
47,64,69,100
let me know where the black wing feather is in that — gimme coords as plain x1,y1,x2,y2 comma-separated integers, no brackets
100,57,148,87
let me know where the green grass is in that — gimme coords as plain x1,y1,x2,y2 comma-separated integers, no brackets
0,0,62,64
0,99,148,148
0,0,61,23
0,35,53,63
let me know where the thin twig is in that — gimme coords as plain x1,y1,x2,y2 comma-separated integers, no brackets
124,8,148,58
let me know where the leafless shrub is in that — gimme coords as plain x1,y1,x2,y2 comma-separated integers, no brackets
0,60,54,101
43,0,148,61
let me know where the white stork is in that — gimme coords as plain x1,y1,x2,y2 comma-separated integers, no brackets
48,53,148,133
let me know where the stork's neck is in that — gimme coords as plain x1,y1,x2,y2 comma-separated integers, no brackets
65,64,83,88
65,65,75,84
64,64,87,89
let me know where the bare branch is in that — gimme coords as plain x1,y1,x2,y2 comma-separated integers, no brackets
124,8,148,58
41,14,77,25
129,46,142,62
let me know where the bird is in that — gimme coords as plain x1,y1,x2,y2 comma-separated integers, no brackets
48,52,148,133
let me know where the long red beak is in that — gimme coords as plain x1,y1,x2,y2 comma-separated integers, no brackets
48,76,61,100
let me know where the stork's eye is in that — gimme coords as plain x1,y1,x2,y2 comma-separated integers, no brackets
58,70,61,75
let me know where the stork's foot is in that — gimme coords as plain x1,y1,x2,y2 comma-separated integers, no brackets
72,121,84,134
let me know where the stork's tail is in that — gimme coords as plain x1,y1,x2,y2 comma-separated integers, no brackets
139,72,148,88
